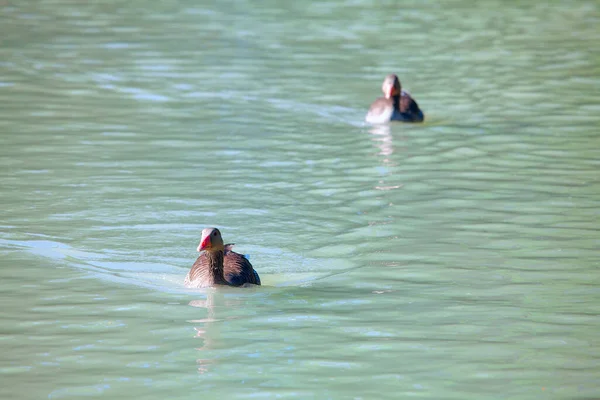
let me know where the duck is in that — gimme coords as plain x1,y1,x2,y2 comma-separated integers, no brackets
184,227,261,288
365,74,424,124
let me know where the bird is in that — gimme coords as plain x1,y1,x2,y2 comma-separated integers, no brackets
184,227,261,288
365,74,424,124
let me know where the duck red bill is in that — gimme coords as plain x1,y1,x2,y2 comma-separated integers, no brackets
199,236,211,251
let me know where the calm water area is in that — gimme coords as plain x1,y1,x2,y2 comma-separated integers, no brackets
1,1,599,399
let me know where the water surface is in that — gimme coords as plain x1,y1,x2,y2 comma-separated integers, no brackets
1,1,599,399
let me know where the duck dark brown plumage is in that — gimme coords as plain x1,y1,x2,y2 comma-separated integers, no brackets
184,227,261,288
365,74,424,124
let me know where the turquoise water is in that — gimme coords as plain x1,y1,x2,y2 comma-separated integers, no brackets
1,1,599,399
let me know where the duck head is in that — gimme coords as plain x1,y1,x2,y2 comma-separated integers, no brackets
382,74,401,99
197,227,225,252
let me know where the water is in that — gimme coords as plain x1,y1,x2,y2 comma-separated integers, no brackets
1,1,599,399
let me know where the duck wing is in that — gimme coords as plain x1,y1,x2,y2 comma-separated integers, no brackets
399,90,424,122
184,253,212,288
366,96,394,124
223,250,261,286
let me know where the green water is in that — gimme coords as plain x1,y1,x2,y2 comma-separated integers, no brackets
1,1,599,399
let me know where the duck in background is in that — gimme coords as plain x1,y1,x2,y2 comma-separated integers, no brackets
365,74,424,124
185,227,261,288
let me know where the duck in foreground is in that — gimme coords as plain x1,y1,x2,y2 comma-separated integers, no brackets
365,74,424,124
184,227,261,288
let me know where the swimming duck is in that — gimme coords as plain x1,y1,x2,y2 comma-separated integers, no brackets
184,227,261,288
365,74,424,124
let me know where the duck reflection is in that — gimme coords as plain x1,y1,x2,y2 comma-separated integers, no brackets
368,124,397,162
368,125,405,191
188,290,242,374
